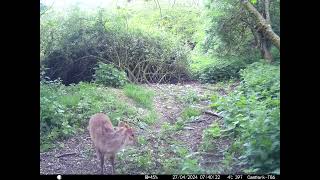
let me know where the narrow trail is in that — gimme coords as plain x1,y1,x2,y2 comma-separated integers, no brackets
145,83,232,173
148,83,217,151
40,83,235,175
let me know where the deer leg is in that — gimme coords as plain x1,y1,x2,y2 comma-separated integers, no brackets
96,149,104,174
110,154,115,174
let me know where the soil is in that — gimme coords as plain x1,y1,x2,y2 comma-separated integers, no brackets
40,82,239,175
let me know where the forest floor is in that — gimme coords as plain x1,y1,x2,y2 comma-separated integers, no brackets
40,82,242,175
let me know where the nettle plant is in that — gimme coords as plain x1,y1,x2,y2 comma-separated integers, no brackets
209,62,280,174
93,62,128,88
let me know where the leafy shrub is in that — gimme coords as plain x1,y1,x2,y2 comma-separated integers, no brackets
94,62,127,87
271,46,280,64
209,62,280,173
177,90,200,104
190,53,214,74
204,122,222,139
198,57,247,83
128,6,205,50
41,9,190,85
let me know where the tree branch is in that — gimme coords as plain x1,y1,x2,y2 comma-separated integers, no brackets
55,152,77,158
204,110,223,118
240,0,280,49
40,0,55,17
154,0,162,18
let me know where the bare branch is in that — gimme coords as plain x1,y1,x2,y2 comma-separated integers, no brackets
40,0,55,17
55,152,77,158
204,110,223,118
153,0,162,17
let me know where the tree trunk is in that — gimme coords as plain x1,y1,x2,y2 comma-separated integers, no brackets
264,0,271,24
254,30,273,62
261,0,273,63
261,38,273,63
240,0,280,50
249,23,273,62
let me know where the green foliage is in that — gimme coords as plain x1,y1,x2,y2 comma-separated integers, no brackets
94,62,127,87
271,46,280,63
204,122,222,138
124,84,154,109
160,145,203,174
41,7,190,85
40,81,138,152
177,90,200,104
250,0,258,4
128,6,205,50
190,53,215,74
174,117,185,131
40,0,280,174
181,107,201,120
40,2,48,14
117,136,203,174
160,122,175,137
201,122,222,151
202,0,279,61
198,57,247,83
117,146,157,174
137,136,147,146
180,158,203,174
221,151,235,173
240,62,280,99
155,7,205,47
142,110,158,125
209,62,280,173
130,7,208,79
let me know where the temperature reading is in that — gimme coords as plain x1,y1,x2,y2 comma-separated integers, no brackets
235,175,242,179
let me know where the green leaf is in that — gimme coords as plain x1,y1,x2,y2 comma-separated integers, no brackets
251,1,258,5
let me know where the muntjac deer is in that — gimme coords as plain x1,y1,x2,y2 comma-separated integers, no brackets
88,113,135,174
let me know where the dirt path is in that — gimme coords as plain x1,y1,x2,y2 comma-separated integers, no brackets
40,83,233,175
148,83,218,151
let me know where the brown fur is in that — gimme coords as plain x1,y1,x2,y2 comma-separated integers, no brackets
88,113,135,174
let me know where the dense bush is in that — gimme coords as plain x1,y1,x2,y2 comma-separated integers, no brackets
209,62,280,174
198,57,247,83
94,62,127,87
41,9,190,85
